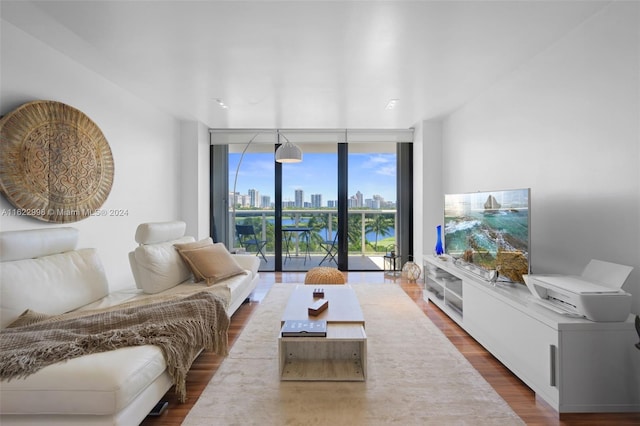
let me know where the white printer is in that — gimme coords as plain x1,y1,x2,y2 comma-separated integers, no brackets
523,259,634,322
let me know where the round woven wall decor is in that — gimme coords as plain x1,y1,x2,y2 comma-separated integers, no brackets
0,100,114,223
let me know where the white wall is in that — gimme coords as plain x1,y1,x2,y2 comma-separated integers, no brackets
1,21,184,291
437,2,640,312
180,120,212,240
416,120,443,263
411,122,424,263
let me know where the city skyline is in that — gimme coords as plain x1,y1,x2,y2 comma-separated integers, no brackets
231,188,391,209
229,152,397,206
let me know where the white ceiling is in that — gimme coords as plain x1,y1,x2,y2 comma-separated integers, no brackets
2,1,610,129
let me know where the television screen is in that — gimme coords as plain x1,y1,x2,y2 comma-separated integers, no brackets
444,188,530,283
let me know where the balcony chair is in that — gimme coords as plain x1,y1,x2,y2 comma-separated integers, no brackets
319,232,338,266
235,224,268,263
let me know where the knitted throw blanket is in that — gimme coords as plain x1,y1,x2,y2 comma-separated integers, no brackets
0,288,230,403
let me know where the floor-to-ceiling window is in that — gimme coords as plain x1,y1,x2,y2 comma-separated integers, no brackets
281,144,338,271
210,129,413,273
228,141,276,271
347,142,397,271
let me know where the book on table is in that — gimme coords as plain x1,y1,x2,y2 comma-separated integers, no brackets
281,320,327,337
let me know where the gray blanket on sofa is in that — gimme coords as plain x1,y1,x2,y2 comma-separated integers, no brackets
0,287,230,403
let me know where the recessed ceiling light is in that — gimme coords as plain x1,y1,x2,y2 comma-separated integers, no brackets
214,98,229,109
385,99,399,110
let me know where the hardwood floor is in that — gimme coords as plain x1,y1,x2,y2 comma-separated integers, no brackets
141,272,640,425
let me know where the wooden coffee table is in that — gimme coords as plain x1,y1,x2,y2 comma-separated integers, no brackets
278,284,367,381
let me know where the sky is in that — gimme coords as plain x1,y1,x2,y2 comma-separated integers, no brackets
230,152,397,204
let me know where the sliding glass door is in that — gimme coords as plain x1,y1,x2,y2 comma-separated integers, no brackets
228,143,275,271
211,130,411,273
347,143,397,271
280,144,338,271
226,143,341,271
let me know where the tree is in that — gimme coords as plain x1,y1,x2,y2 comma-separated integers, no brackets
307,214,329,251
365,214,394,251
347,215,363,252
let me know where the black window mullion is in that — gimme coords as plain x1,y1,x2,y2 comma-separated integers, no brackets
337,143,348,270
210,144,229,245
397,142,413,266
274,143,283,270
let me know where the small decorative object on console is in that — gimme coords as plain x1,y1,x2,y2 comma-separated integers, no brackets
313,288,324,298
435,225,444,255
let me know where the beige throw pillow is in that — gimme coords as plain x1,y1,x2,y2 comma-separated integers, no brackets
177,243,246,285
174,238,214,281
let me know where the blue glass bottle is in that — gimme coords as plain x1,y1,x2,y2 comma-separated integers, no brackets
435,225,444,255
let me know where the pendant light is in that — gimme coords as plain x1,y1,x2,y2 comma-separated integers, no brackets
275,135,303,163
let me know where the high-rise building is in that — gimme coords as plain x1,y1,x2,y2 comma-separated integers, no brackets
365,198,381,209
261,195,271,208
349,191,364,208
295,189,304,207
311,194,322,208
229,191,241,208
248,189,259,208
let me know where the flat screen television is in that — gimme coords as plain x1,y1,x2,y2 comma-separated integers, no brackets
444,188,530,284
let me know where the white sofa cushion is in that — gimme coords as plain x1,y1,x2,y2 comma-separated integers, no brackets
0,346,167,415
0,248,109,329
135,221,186,245
232,254,260,278
133,236,195,294
0,227,78,262
224,268,257,304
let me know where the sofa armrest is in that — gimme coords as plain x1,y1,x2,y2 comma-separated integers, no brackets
231,254,260,277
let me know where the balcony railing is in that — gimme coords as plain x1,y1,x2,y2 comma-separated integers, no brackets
229,208,397,256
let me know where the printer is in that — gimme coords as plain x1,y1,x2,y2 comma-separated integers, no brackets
523,259,634,322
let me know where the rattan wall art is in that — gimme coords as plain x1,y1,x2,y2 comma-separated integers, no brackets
0,100,114,223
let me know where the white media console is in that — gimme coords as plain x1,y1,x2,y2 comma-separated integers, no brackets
423,255,640,414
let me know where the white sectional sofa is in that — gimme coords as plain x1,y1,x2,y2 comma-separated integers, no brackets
0,222,259,426
128,221,260,316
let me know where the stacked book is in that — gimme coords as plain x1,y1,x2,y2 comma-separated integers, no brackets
281,320,327,337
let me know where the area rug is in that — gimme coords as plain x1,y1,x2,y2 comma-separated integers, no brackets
183,284,524,425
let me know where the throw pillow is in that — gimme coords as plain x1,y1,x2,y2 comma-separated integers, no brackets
177,243,246,285
174,237,214,281
134,236,194,294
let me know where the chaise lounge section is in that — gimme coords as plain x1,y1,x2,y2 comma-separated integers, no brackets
0,222,259,425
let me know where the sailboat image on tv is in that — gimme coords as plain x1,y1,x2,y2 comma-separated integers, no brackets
444,188,530,283
484,194,501,212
